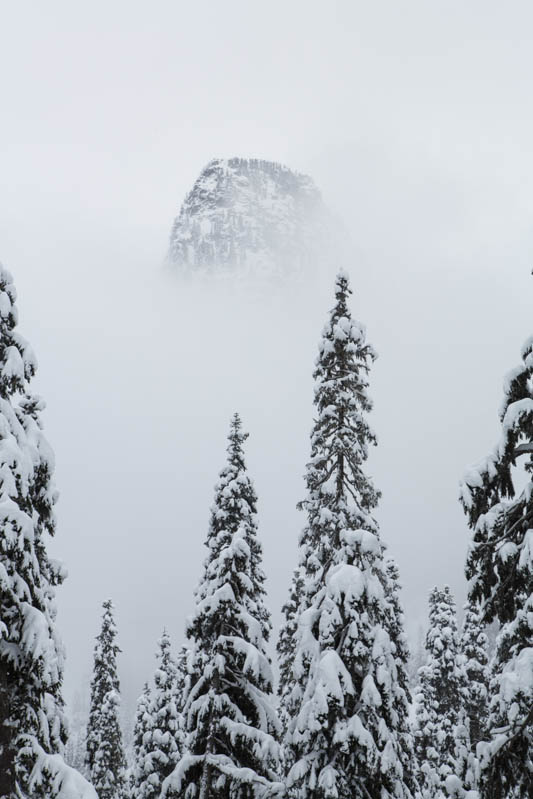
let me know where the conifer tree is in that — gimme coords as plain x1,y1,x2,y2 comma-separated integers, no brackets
0,264,96,798
276,565,304,736
281,272,415,799
413,586,468,798
460,335,533,799
86,599,126,799
460,599,489,751
454,599,489,794
163,415,281,799
137,632,183,799
130,683,153,797
384,559,418,797
174,644,189,722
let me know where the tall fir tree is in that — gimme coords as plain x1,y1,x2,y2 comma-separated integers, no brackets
86,599,126,799
384,559,418,798
276,565,304,738
174,644,189,727
136,631,184,799
459,599,489,751
130,683,153,797
460,334,533,799
0,264,95,798
163,414,281,799
281,272,415,799
413,586,468,798
455,598,489,794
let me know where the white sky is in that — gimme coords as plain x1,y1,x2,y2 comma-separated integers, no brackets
2,0,533,717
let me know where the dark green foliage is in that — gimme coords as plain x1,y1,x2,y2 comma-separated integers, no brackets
86,600,126,799
163,415,280,799
460,336,533,798
281,273,415,799
413,587,467,798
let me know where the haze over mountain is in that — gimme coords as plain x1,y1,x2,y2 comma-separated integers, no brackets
167,158,338,279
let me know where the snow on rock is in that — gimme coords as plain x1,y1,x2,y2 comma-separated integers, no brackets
167,157,337,279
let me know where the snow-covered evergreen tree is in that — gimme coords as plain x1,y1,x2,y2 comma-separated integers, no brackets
281,271,415,799
384,559,418,797
136,631,183,799
460,335,533,799
413,586,468,798
454,598,489,794
162,414,281,799
460,599,488,751
174,644,189,723
86,599,126,799
92,690,126,799
0,264,96,798
130,683,153,797
276,565,304,737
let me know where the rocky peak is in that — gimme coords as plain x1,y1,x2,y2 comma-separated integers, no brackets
167,158,333,277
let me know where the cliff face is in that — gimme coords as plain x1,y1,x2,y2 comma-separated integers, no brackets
167,158,333,277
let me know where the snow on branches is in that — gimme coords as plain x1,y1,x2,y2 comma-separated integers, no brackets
460,336,533,798
413,587,469,798
86,600,126,799
0,263,95,798
280,272,416,799
163,414,281,799
132,632,185,799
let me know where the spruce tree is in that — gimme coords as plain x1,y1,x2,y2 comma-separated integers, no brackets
130,683,153,797
413,586,468,798
460,599,489,751
86,599,126,799
276,565,304,737
460,334,533,799
384,559,418,797
162,414,281,799
137,632,183,799
281,272,415,799
455,599,489,794
0,264,95,798
174,645,189,724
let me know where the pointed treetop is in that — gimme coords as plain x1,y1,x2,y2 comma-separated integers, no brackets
224,412,251,476
156,629,173,663
316,270,376,390
100,599,117,631
94,599,121,664
329,269,353,328
334,268,351,302
0,263,37,397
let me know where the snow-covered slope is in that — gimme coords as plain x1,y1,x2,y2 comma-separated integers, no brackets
167,158,334,278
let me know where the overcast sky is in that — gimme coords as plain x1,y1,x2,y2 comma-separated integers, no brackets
2,0,533,718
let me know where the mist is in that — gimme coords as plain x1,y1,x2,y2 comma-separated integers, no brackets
2,0,533,722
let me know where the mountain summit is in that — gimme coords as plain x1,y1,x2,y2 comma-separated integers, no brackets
167,158,333,278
